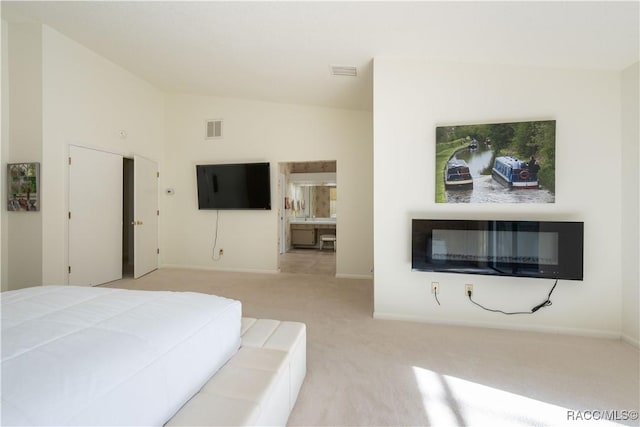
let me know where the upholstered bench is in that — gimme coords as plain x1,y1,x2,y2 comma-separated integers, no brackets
166,318,307,426
320,234,336,251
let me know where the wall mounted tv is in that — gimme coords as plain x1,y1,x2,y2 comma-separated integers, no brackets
196,162,271,210
412,219,583,280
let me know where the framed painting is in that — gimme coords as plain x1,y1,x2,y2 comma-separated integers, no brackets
7,162,40,211
435,120,556,204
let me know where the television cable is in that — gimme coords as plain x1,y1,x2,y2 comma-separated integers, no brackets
211,209,221,261
467,279,558,315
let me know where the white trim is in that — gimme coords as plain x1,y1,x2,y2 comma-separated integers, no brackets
161,264,372,279
335,273,374,279
289,172,336,185
373,311,622,340
621,333,640,348
279,172,286,255
160,264,279,275
66,144,161,285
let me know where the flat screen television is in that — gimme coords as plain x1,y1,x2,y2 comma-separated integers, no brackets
196,162,271,210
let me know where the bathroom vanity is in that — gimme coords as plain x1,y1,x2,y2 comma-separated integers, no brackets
290,218,336,248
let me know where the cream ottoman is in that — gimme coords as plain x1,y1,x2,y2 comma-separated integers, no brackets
166,318,306,426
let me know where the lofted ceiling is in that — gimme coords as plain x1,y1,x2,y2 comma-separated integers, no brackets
1,1,638,111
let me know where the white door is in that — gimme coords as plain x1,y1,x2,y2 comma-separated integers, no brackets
133,155,158,278
279,173,286,255
68,146,123,286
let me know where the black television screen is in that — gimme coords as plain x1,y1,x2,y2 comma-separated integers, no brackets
412,219,584,280
196,162,271,210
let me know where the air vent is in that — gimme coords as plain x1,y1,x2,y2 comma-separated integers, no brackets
205,119,223,139
331,65,357,77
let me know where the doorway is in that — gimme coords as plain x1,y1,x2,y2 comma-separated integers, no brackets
68,146,123,286
123,158,134,277
277,161,337,276
122,155,158,279
68,146,158,286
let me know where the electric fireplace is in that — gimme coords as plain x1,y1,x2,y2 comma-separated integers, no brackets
412,220,583,280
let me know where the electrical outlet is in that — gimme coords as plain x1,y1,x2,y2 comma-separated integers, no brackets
219,249,224,256
465,283,473,296
431,282,440,294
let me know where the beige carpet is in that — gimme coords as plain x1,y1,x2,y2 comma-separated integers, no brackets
105,268,639,426
279,249,336,276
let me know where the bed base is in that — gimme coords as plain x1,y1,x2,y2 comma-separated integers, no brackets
166,318,307,426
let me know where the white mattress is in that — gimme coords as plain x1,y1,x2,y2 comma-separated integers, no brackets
1,285,242,426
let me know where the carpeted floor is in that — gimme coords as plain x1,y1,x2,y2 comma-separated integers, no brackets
278,248,336,276
105,268,640,426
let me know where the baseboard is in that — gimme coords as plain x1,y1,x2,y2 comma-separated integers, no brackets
335,273,374,280
160,264,372,279
160,264,279,275
621,333,640,348
373,311,622,340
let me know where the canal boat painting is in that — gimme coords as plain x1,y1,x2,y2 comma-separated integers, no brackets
445,159,473,190
435,120,555,204
492,156,539,189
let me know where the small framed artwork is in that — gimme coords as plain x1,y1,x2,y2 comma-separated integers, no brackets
7,163,40,211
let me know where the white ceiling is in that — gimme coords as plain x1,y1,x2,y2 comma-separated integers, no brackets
2,1,638,111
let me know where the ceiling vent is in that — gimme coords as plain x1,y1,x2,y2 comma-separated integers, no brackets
205,119,223,139
331,65,357,77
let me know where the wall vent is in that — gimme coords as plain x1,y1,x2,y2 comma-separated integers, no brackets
205,119,223,139
331,65,357,77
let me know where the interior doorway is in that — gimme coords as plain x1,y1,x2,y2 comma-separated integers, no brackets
123,158,134,277
122,155,159,279
68,146,158,286
68,146,123,286
277,161,337,276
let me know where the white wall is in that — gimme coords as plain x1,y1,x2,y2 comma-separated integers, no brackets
4,24,369,285
40,26,165,284
6,23,43,290
162,94,372,277
621,62,639,346
1,20,8,290
373,59,623,337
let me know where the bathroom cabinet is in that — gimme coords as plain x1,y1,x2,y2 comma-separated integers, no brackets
291,224,316,246
290,223,336,247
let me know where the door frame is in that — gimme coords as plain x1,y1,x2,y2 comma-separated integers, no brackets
279,172,286,255
65,144,160,285
276,160,338,275
68,145,123,286
133,154,159,278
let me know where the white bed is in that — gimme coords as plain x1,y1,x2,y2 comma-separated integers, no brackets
1,285,242,426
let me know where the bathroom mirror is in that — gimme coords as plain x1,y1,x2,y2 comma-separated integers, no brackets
291,184,336,218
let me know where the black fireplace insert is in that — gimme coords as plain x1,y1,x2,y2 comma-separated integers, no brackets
412,220,583,280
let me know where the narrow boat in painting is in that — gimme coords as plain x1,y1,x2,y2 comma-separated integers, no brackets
491,156,539,189
445,159,473,189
